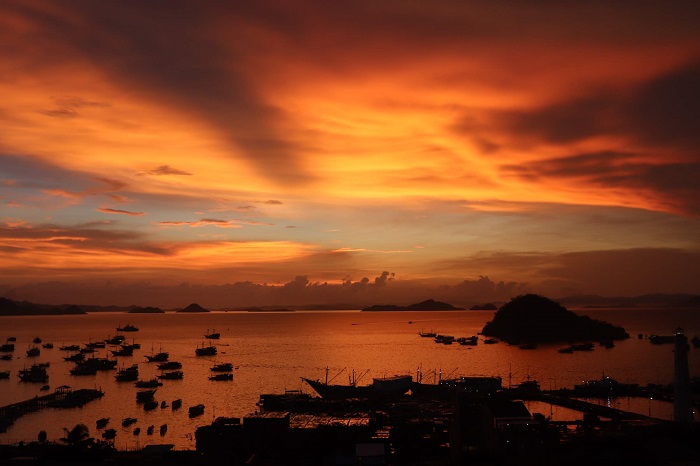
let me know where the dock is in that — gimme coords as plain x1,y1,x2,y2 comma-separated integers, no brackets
0,386,104,433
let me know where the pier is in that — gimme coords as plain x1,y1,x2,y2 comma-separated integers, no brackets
0,386,104,433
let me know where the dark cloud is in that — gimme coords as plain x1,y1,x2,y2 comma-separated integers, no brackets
97,208,144,216
142,165,192,176
42,96,110,119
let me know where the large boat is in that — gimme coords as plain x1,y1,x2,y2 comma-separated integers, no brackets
302,369,412,400
195,343,217,356
18,365,49,383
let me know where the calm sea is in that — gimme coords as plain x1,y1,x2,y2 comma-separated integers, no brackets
1,308,698,450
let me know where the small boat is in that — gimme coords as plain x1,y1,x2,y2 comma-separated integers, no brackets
172,399,182,410
26,347,40,357
42,343,54,349
7,337,16,342
457,336,478,346
434,335,454,344
483,338,498,344
210,363,234,372
143,400,159,411
96,418,110,429
692,336,700,348
79,347,95,354
59,344,80,351
204,329,221,339
0,371,10,379
135,378,162,388
102,428,117,440
558,347,574,354
70,364,98,376
0,343,14,352
105,335,126,345
40,384,50,391
160,424,167,436
133,427,141,435
195,343,217,356
136,389,157,403
111,346,134,357
209,373,233,381
518,343,537,350
36,362,50,368
0,354,12,360
160,400,168,409
157,361,182,370
418,330,437,338
121,417,137,427
570,342,595,352
116,323,139,332
33,337,42,344
147,425,154,435
188,404,205,417
85,341,106,349
157,370,183,380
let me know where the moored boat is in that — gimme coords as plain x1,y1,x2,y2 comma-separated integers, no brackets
18,365,48,383
195,343,217,356
188,404,205,417
157,370,183,380
117,323,139,332
96,418,110,429
302,370,412,400
209,373,233,381
210,362,233,372
26,346,40,357
0,343,14,352
136,389,157,403
135,378,162,388
172,399,182,410
157,361,182,370
204,329,220,339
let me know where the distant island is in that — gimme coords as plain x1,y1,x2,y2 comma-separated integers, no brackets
362,299,464,311
129,306,165,314
176,303,210,313
481,294,629,344
0,297,86,316
469,303,498,310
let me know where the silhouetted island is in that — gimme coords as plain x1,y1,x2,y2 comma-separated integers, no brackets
0,297,86,316
362,299,464,311
481,294,629,344
176,303,210,313
128,306,165,314
469,303,498,310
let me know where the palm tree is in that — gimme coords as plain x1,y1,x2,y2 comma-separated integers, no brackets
60,423,91,446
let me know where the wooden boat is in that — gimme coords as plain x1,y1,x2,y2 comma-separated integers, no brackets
157,361,182,370
18,365,48,383
204,329,220,339
143,400,158,411
157,370,183,380
302,369,412,400
209,373,233,381
136,389,157,403
26,346,40,357
210,363,233,372
121,417,137,427
195,343,217,356
116,323,139,332
172,399,182,410
135,378,162,388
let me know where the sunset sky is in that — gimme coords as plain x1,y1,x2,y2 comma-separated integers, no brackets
1,1,699,307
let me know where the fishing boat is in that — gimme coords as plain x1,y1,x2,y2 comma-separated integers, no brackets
418,330,437,338
157,361,182,370
0,354,11,360
64,352,85,362
302,368,412,400
0,343,14,352
133,427,141,435
188,404,205,417
42,343,54,349
33,337,42,344
195,342,217,356
85,341,106,349
457,336,478,346
116,323,139,332
26,346,40,357
483,338,499,344
135,378,162,388
96,418,110,429
40,384,50,391
157,370,183,380
172,399,182,410
105,335,126,345
209,373,233,381
147,425,154,435
204,329,220,339
211,362,234,372
70,364,98,376
145,346,169,362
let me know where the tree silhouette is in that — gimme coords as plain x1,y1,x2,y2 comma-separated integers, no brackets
60,423,91,446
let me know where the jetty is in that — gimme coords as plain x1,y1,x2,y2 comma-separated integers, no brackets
0,386,104,432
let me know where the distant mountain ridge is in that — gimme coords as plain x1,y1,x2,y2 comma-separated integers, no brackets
0,297,86,316
362,299,464,311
